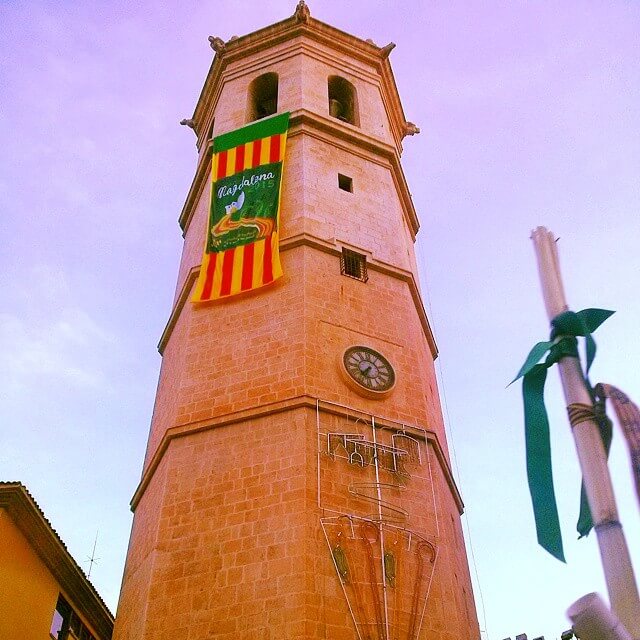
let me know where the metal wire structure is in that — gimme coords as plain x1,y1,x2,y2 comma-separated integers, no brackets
316,399,439,640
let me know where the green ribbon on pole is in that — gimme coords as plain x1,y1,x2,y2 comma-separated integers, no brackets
511,308,614,562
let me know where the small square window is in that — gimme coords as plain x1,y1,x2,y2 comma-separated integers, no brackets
338,174,353,193
340,248,368,282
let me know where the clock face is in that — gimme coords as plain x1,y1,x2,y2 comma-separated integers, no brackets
343,346,396,394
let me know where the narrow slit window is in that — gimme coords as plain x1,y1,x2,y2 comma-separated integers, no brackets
328,76,359,126
247,72,278,122
338,174,353,192
340,248,368,282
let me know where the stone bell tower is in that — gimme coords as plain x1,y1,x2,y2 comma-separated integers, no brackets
113,4,480,639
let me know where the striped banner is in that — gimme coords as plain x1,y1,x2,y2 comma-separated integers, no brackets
192,112,290,302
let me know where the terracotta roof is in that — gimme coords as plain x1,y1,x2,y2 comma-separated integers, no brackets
0,482,114,639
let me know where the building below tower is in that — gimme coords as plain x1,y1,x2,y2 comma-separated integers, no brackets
0,482,114,640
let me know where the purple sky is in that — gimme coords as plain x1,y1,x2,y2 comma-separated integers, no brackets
1,2,639,639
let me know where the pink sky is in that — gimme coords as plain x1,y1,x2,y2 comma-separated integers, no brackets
1,2,639,639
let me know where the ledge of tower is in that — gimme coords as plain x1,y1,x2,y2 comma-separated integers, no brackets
189,5,411,154
178,108,421,239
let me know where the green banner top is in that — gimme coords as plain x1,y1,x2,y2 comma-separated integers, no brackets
213,112,290,153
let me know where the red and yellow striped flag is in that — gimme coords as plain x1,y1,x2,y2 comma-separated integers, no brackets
192,112,290,303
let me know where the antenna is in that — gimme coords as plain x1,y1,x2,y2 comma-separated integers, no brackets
86,530,100,578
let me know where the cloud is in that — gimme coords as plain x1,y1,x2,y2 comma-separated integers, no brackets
0,263,117,393
28,264,72,302
0,311,111,391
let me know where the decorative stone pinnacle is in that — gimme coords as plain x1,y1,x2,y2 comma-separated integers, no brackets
180,118,196,130
403,122,420,137
208,36,226,54
379,42,396,58
294,0,310,23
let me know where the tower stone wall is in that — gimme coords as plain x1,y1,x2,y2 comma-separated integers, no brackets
114,7,480,640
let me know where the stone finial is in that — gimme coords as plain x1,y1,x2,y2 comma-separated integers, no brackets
294,0,310,23
379,42,396,58
180,118,196,130
403,122,420,137
208,36,226,54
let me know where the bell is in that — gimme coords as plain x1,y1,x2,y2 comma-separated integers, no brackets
329,98,344,119
257,98,276,118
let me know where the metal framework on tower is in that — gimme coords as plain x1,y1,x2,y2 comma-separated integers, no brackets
316,399,440,640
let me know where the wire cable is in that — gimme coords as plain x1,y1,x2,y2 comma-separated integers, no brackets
416,239,490,640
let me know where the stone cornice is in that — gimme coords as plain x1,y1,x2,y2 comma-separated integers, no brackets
158,267,198,354
178,147,210,236
192,12,408,150
130,396,463,516
179,109,420,239
0,483,114,639
157,233,438,359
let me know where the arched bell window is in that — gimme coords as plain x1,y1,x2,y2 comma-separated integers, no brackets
247,72,279,122
328,76,359,126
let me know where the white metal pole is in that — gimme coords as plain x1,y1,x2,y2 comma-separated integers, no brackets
568,593,633,640
531,227,640,638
